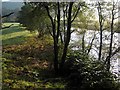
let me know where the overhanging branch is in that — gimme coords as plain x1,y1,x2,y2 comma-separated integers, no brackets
71,4,80,23
105,46,120,64
2,24,14,29
2,12,14,18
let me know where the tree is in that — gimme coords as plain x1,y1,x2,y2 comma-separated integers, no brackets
94,1,120,71
18,3,50,37
44,2,87,73
18,4,34,30
19,2,86,73
97,2,104,61
105,1,120,71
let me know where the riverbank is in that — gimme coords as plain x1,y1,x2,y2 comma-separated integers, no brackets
2,23,66,89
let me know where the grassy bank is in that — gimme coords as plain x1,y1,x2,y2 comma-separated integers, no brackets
2,23,66,89
2,23,36,46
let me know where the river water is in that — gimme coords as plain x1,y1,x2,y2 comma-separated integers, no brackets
70,28,120,77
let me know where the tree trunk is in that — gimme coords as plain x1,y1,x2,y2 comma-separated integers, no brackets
82,32,85,53
106,3,115,71
97,2,103,61
98,24,103,61
53,37,59,73
45,5,59,73
59,2,73,71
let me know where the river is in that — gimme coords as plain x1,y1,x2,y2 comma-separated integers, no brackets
70,28,120,77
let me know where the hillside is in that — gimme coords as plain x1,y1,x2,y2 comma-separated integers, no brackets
2,2,23,10
2,2,23,22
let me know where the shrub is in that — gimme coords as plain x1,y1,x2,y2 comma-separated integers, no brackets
64,50,119,90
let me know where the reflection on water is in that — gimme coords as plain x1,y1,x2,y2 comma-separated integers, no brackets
70,28,120,77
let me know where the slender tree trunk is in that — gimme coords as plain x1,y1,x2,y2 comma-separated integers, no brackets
57,2,60,43
82,32,85,53
98,24,103,61
59,2,73,71
53,24,59,73
63,5,66,43
45,5,59,73
60,32,63,44
106,3,115,71
53,2,61,73
87,33,95,55
97,2,103,61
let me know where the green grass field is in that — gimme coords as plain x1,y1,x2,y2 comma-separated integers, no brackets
1,23,36,46
2,23,65,89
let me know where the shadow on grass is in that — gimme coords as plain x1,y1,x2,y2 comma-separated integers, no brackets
2,26,25,35
2,35,26,46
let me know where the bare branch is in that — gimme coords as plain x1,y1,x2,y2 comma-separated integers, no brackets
47,25,53,38
2,12,14,18
103,26,110,30
113,10,120,16
2,24,14,29
105,46,120,64
44,5,56,38
111,47,120,57
87,33,96,55
71,3,81,23
114,16,120,20
70,28,77,34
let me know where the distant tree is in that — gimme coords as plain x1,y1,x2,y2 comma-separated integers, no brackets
18,4,34,30
18,3,50,37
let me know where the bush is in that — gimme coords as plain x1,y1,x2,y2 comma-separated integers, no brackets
64,50,119,90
